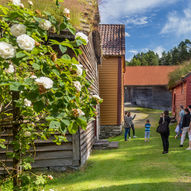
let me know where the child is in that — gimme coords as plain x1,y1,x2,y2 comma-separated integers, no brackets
145,119,151,142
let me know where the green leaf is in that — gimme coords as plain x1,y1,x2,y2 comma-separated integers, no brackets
59,45,67,54
32,63,41,70
61,54,71,60
49,120,61,129
77,116,87,128
33,101,44,112
61,119,70,126
68,121,76,134
75,39,83,47
52,69,60,76
10,82,22,91
16,52,26,59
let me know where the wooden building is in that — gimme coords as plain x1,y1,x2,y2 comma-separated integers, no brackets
98,24,125,139
124,66,178,110
171,72,191,118
0,0,101,174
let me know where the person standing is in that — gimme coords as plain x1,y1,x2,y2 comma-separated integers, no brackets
124,111,131,141
159,111,171,154
128,112,136,138
180,108,191,147
145,119,151,142
186,105,191,150
175,105,184,138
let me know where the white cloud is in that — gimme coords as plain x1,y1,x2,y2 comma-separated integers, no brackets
126,16,148,25
154,46,165,58
128,50,138,55
161,8,191,35
125,32,130,37
99,0,178,23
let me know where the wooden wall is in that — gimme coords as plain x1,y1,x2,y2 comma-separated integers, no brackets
172,82,187,118
78,32,99,164
125,86,172,110
186,75,191,107
172,74,191,118
98,56,124,126
98,57,118,125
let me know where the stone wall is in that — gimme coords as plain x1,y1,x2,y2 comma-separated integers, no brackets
99,125,122,139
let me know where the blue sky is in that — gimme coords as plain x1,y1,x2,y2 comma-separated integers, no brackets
99,0,191,61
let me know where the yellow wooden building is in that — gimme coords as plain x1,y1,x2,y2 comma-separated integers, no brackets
98,24,126,138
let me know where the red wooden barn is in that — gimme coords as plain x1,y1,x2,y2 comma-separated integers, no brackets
171,72,191,118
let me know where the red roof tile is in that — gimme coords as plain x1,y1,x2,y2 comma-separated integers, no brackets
124,66,179,86
99,24,125,56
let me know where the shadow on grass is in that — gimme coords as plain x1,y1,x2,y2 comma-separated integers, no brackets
83,182,191,191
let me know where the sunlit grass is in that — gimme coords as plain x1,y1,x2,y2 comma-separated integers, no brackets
44,107,191,191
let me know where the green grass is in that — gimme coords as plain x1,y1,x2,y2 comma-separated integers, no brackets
2,107,189,191
44,107,191,191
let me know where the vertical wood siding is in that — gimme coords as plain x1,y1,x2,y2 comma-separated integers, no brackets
78,33,99,165
186,75,191,106
172,82,187,119
98,57,118,125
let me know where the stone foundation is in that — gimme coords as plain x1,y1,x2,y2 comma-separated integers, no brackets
99,125,122,139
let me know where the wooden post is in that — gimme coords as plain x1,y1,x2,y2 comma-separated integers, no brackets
72,129,80,167
12,91,20,191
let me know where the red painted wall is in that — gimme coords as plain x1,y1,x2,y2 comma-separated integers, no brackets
172,74,191,119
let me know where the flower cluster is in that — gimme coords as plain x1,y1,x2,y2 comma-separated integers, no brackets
10,24,26,37
17,34,35,51
5,64,15,73
72,108,85,118
39,19,52,31
73,81,82,92
0,42,16,59
75,32,89,44
35,77,53,89
24,98,32,107
12,0,24,7
63,8,70,20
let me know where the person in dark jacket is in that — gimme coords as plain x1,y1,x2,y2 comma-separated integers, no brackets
159,110,171,154
124,111,131,141
180,108,191,147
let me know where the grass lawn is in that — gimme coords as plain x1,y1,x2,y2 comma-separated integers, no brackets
44,107,191,190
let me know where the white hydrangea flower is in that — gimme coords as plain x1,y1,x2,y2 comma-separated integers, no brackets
20,3,24,8
24,98,32,107
75,32,88,44
63,8,70,14
24,131,31,137
6,64,15,73
10,24,26,37
77,109,85,116
0,42,16,59
35,77,53,89
75,64,83,76
49,189,55,191
30,75,37,79
39,19,52,31
17,34,35,51
73,81,82,92
28,0,33,6
12,0,21,6
92,95,101,100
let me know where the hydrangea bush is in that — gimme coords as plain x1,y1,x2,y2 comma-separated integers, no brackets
0,0,102,190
